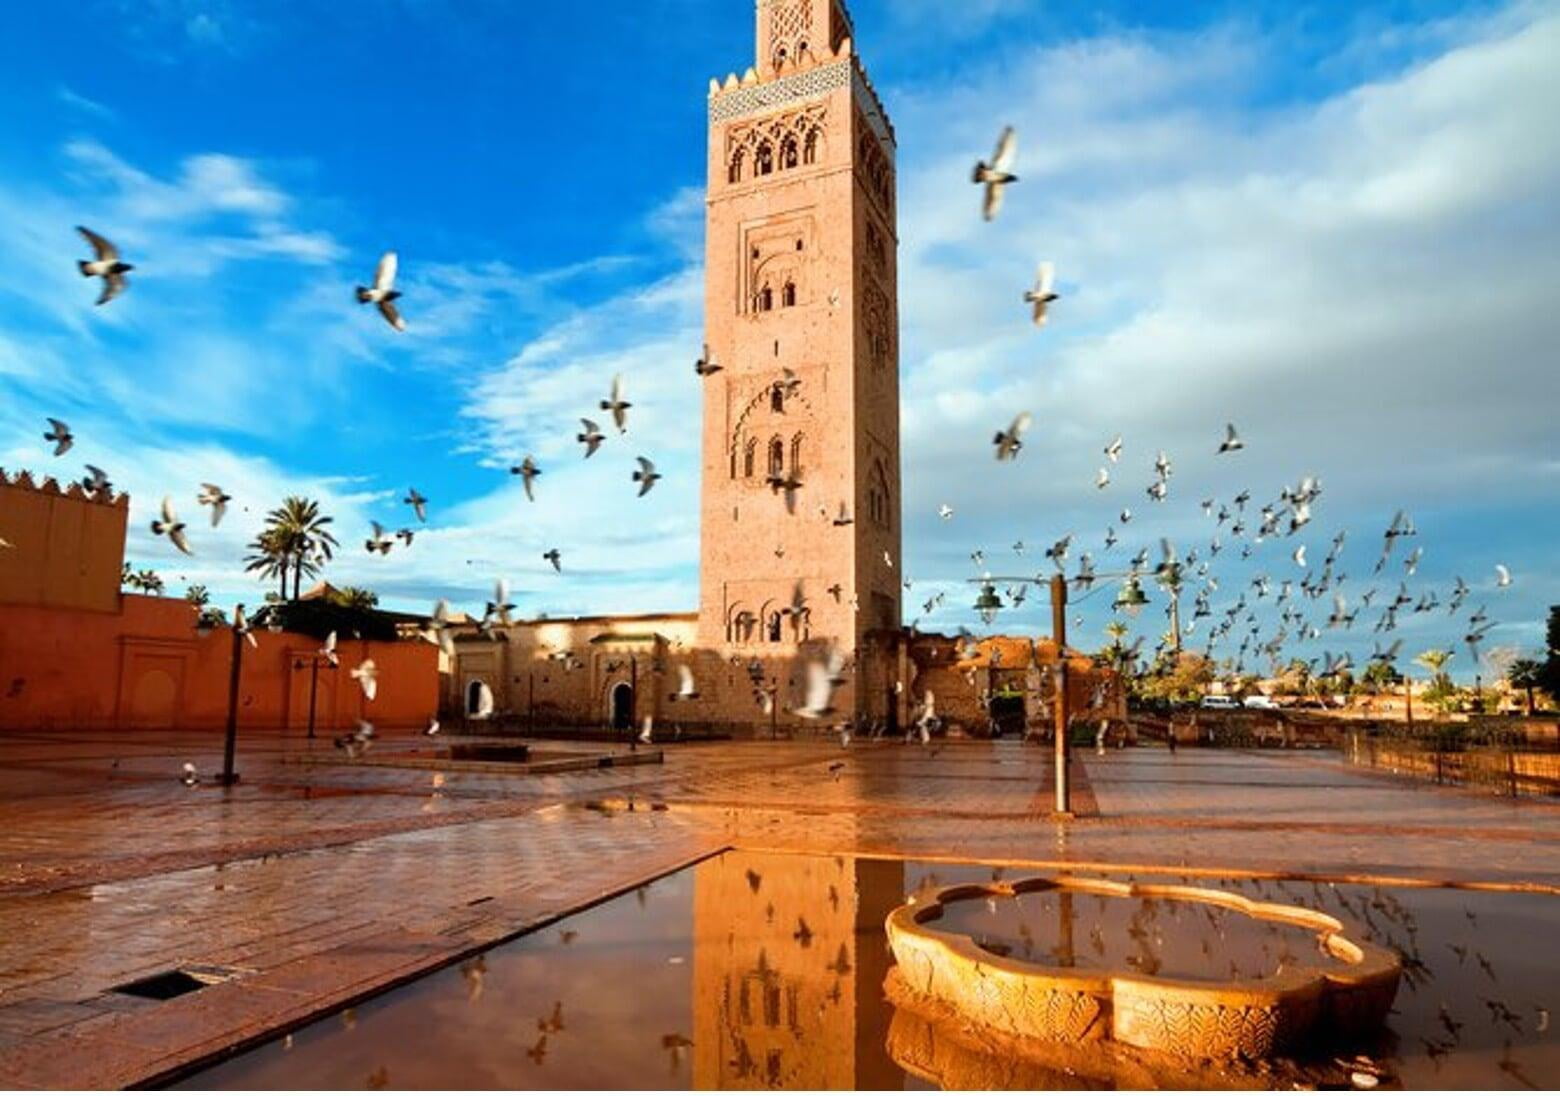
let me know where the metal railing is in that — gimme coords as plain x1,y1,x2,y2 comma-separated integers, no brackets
1344,727,1560,798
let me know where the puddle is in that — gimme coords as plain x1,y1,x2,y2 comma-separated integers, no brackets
928,887,1348,980
170,855,1558,1091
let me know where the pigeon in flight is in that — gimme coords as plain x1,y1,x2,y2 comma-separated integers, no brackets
694,344,722,376
575,419,605,459
44,418,73,456
511,455,542,500
350,658,378,701
633,456,661,496
1023,262,1058,326
404,488,428,523
1218,423,1244,453
77,226,132,305
543,548,562,573
674,664,699,699
396,527,415,547
82,464,112,496
180,762,199,787
938,503,954,520
356,251,405,331
1146,479,1167,502
972,125,1017,221
993,412,1031,461
151,497,192,555
365,522,393,555
1120,508,1132,524
1104,435,1123,463
321,630,339,667
1495,564,1511,588
600,374,631,433
1096,467,1110,489
796,649,848,719
196,484,231,527
486,578,515,626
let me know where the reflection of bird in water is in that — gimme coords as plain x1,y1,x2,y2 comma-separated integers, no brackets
635,885,648,908
366,1067,389,1090
1484,997,1522,1032
1466,909,1479,927
341,1007,357,1031
460,956,486,1002
1448,943,1468,964
1437,1003,1463,1040
1419,1037,1450,1068
826,943,852,976
827,883,839,912
538,1001,565,1034
765,901,776,924
559,930,578,945
526,1034,548,1065
794,917,814,947
1498,1040,1537,1089
661,1033,694,1072
1536,1005,1550,1033
745,869,762,894
1476,950,1497,981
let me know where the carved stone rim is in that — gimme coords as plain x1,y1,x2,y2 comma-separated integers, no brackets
885,874,1402,1058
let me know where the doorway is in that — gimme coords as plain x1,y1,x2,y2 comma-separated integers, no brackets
610,681,634,731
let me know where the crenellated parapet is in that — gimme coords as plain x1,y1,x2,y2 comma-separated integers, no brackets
708,39,895,148
0,466,128,508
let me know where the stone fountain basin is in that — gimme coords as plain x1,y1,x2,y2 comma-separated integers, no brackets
885,875,1400,1060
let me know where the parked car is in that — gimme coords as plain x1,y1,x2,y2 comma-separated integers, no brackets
1242,694,1279,710
1199,695,1239,710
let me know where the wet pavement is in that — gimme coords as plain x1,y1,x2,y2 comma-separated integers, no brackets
0,727,1557,1088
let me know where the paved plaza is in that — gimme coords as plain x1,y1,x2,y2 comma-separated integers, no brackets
1,729,1557,1088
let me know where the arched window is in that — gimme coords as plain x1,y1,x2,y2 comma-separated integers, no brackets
780,137,798,170
768,437,785,478
803,129,819,165
743,438,756,478
781,281,796,307
790,433,803,474
759,285,773,312
770,385,784,413
756,142,773,176
767,611,783,642
728,149,745,184
730,444,738,479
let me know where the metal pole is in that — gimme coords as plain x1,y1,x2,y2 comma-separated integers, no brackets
306,657,320,741
528,671,535,736
1051,575,1070,815
1169,586,1182,655
628,655,637,743
221,604,245,786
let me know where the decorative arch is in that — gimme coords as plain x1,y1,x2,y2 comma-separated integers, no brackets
743,437,757,478
790,432,804,475
767,436,785,478
728,147,745,184
756,141,774,176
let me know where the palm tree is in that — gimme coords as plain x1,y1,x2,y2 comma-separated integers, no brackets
184,584,210,607
1414,648,1454,688
270,496,338,599
329,586,379,611
135,568,165,596
244,528,291,600
1508,658,1544,716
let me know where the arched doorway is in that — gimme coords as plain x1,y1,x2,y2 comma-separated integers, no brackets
988,692,1026,738
610,681,634,731
466,679,490,718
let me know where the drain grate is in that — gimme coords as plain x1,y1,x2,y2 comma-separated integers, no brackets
110,965,242,1000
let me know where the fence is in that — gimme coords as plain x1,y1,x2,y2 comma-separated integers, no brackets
1344,728,1560,798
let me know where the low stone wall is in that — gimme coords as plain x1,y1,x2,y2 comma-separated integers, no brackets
885,876,1399,1061
1344,733,1560,797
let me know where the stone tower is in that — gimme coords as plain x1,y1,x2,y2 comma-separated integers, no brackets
698,0,902,721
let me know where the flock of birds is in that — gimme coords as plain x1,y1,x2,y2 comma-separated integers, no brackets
6,114,1526,766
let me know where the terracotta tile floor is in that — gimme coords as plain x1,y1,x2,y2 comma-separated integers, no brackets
0,727,1556,1087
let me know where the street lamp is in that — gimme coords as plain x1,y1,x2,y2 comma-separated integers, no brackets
973,583,1003,626
1113,576,1149,616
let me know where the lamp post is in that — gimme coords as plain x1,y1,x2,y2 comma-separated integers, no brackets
968,569,1149,816
292,654,331,741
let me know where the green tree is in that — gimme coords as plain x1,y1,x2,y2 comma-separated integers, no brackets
264,496,339,599
243,528,291,600
1543,606,1560,701
1508,658,1545,716
328,586,379,611
134,568,164,597
184,584,210,608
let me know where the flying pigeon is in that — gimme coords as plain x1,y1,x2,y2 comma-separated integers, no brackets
180,762,199,787
1023,261,1058,326
993,412,1031,461
674,664,698,699
82,464,112,495
43,418,73,456
633,456,660,496
796,649,847,719
404,488,427,523
511,455,542,499
638,714,654,745
486,578,515,626
694,344,722,376
1104,435,1122,463
350,658,378,701
543,548,562,572
321,630,339,666
1495,564,1511,588
938,504,954,520
151,496,192,555
356,251,405,331
196,484,231,527
972,125,1017,221
1096,467,1110,489
600,374,630,433
1218,423,1244,453
77,226,132,305
364,521,393,554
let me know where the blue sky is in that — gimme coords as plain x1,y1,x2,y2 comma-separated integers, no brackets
1,0,1555,682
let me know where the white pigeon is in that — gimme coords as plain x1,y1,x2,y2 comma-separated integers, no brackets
638,714,654,744
151,496,192,555
425,718,440,736
1104,435,1122,463
797,649,847,719
993,412,1032,461
472,680,495,719
356,251,405,331
351,658,378,701
77,226,132,305
972,126,1017,221
321,630,339,666
1023,261,1058,326
1495,564,1511,588
180,762,199,787
938,504,954,520
1293,545,1307,567
674,664,698,699
1218,422,1244,454
1096,467,1110,489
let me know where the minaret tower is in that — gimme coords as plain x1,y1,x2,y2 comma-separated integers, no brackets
698,0,902,721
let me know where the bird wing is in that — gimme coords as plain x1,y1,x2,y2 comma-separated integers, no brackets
982,181,1004,222
1495,564,1510,585
77,225,117,261
495,577,509,607
1035,261,1054,296
678,664,695,695
637,456,656,477
374,251,398,292
169,526,192,555
1009,411,1032,438
580,417,599,435
160,495,176,524
610,373,623,405
991,126,1016,172
378,298,406,332
803,660,833,713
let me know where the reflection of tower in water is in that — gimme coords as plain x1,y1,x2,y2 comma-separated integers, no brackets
692,851,904,1089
